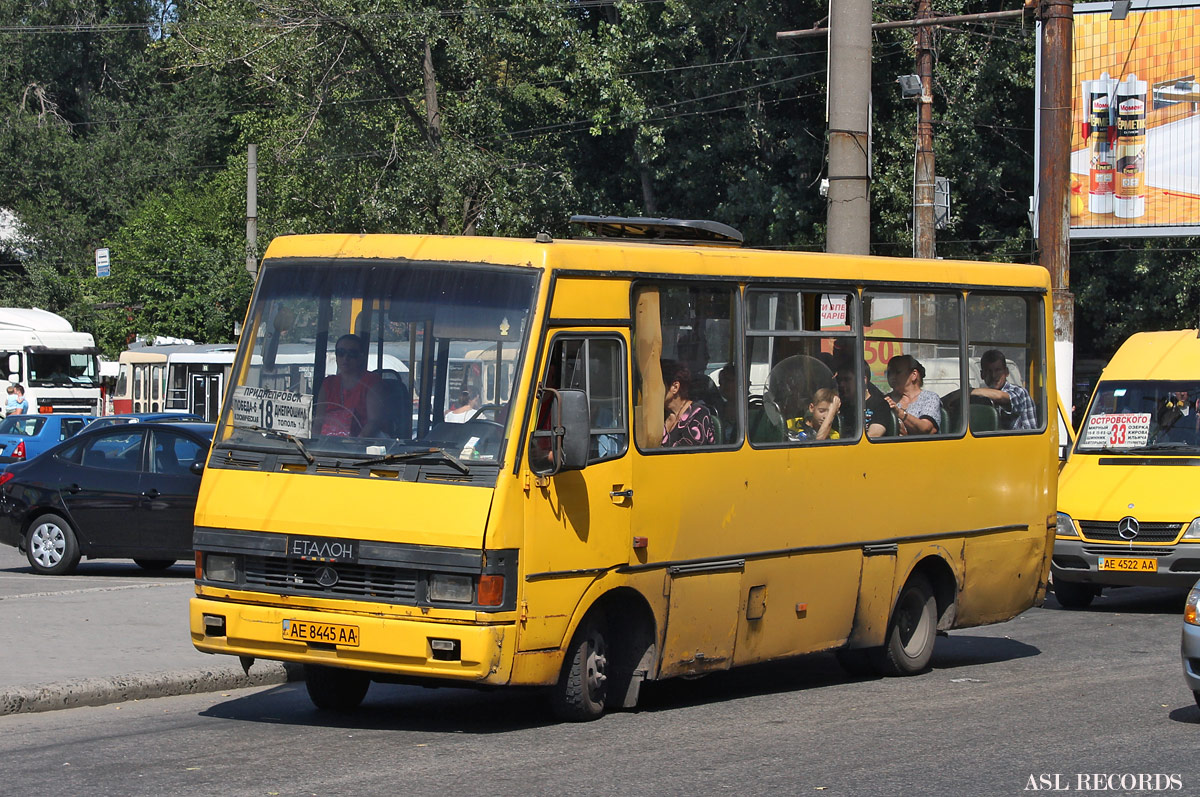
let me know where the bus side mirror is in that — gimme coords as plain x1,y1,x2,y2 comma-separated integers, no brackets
7,354,18,375
529,388,591,476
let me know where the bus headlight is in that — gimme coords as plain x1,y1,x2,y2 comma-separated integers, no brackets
1186,583,1200,626
428,574,473,603
204,554,238,583
1056,512,1078,538
1183,519,1200,540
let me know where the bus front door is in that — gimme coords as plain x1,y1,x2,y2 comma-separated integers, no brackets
518,333,633,653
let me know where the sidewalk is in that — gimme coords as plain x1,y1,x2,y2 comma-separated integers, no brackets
0,563,300,715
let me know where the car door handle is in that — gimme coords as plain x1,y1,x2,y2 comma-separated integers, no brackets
67,483,82,494
610,488,633,504
142,488,160,499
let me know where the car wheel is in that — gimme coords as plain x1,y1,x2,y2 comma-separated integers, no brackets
550,613,609,721
26,513,81,575
1053,580,1096,609
871,573,938,676
133,559,176,571
304,664,370,712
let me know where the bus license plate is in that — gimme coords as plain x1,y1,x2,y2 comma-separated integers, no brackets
282,619,360,647
1098,557,1157,573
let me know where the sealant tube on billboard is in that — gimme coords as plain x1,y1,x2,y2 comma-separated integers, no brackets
1084,73,1117,214
1114,73,1147,219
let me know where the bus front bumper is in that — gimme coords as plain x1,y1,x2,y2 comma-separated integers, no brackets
1051,538,1200,588
190,597,515,685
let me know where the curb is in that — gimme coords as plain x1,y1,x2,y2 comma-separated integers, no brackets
0,661,305,716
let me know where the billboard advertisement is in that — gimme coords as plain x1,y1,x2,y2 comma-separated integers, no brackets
1069,2,1200,238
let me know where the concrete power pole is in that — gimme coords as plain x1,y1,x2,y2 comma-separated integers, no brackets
825,0,872,255
246,143,258,281
1037,0,1074,409
913,0,936,259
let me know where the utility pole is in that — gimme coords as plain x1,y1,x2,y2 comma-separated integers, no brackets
1037,0,1073,409
824,0,872,255
913,0,936,259
246,143,258,281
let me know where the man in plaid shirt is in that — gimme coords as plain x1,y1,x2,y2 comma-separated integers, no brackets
972,349,1037,430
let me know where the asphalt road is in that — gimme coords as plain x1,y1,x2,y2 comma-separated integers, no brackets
0,577,1196,796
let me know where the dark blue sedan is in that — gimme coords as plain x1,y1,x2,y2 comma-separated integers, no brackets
0,422,215,574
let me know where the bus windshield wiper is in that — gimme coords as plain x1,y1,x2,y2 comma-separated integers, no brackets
242,425,315,464
358,447,470,475
1125,443,1200,453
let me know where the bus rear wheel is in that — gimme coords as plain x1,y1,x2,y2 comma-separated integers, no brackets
304,664,370,712
551,614,609,721
872,573,937,676
1053,580,1096,609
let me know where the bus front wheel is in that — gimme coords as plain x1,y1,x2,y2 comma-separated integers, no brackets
872,573,937,676
304,664,370,712
551,614,609,722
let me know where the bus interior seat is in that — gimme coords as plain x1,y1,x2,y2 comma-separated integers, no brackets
377,369,412,438
747,395,785,443
970,402,1000,433
939,407,951,435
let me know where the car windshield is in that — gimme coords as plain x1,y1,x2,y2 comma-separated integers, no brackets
0,416,46,436
215,259,538,473
27,352,99,387
1075,380,1200,453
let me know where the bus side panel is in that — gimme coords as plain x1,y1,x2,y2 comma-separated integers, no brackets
847,551,898,649
733,549,864,665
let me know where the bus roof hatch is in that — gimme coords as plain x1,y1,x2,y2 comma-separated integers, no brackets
569,215,744,247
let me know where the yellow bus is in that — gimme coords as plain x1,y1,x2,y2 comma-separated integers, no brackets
190,218,1058,719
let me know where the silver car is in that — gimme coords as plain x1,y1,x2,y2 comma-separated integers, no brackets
1184,579,1200,708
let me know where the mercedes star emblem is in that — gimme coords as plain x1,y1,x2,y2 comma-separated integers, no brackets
1117,516,1140,541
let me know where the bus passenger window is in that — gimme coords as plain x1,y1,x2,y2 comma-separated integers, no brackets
863,291,964,438
633,283,737,451
744,288,856,445
966,294,1046,434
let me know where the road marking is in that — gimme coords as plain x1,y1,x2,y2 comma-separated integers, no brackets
0,582,188,600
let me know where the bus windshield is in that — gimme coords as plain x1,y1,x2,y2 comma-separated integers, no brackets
27,352,100,387
1076,379,1200,453
217,260,537,471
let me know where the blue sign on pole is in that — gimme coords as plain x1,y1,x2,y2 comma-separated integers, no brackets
95,248,110,278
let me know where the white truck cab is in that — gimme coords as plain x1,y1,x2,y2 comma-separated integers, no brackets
0,308,102,415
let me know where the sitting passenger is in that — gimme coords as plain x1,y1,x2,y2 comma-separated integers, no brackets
661,359,716,447
797,387,841,441
971,349,1036,430
884,354,940,435
445,388,480,423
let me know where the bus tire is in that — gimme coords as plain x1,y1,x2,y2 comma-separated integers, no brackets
304,665,370,712
551,613,609,722
1052,580,1096,609
872,573,937,676
133,558,176,571
26,514,81,576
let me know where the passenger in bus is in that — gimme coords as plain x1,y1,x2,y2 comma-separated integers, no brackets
1157,389,1200,443
797,388,841,441
675,330,722,410
970,350,1036,431
884,355,940,435
444,388,481,423
661,359,716,447
315,334,385,437
835,361,888,438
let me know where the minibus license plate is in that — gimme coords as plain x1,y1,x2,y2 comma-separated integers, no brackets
1098,557,1157,572
282,619,360,646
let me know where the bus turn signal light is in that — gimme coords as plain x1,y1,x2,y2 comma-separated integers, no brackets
477,574,505,606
